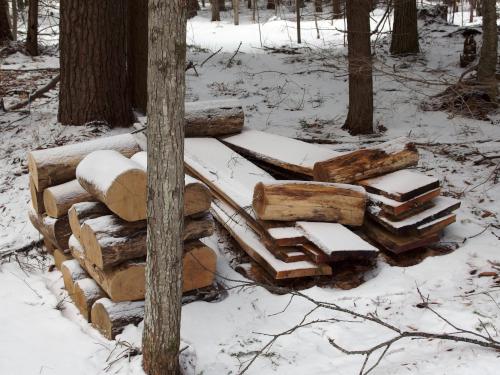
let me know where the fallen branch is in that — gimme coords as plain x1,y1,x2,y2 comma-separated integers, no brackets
226,42,242,68
0,239,43,261
6,74,60,111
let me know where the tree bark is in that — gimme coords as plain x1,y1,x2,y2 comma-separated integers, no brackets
187,0,199,18
343,0,373,135
142,0,186,374
58,0,132,127
128,0,148,113
210,0,220,21
477,0,498,99
0,0,12,42
26,0,38,55
314,0,322,12
332,0,343,19
390,0,419,55
11,0,17,41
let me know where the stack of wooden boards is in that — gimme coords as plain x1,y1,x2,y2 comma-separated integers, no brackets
220,130,460,254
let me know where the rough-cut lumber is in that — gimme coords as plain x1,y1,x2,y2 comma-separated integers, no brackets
76,150,147,222
368,188,441,219
185,99,244,137
363,219,440,254
253,181,366,225
359,170,440,202
296,222,379,260
267,227,307,247
211,198,332,279
53,249,72,270
68,202,111,241
43,179,96,218
30,177,45,214
28,133,140,191
28,205,72,250
81,213,214,269
367,196,460,235
91,298,144,339
222,129,338,177
313,138,419,183
131,151,212,216
72,278,106,322
418,213,456,236
61,259,88,294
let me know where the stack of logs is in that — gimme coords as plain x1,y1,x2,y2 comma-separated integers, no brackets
26,99,246,339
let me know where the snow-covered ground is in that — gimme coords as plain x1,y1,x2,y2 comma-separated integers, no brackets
1,3,500,375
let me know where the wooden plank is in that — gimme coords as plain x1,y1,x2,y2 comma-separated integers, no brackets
211,199,332,279
368,188,441,219
267,227,308,247
360,170,440,202
367,196,460,235
222,129,338,177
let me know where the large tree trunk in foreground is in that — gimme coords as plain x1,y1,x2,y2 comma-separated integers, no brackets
0,0,12,42
391,0,419,55
343,0,373,135
58,0,132,127
142,0,186,374
477,0,498,99
26,0,38,55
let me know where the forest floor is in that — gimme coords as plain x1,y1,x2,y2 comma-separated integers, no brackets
1,4,500,375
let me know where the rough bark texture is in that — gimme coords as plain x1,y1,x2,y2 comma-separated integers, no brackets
43,179,95,218
91,298,145,340
314,0,322,12
332,0,343,18
68,202,111,241
28,206,72,250
184,100,244,136
26,0,38,55
58,0,132,127
0,0,12,42
477,0,498,98
143,0,186,374
188,0,199,18
128,0,148,113
210,0,220,21
390,0,419,55
343,0,373,135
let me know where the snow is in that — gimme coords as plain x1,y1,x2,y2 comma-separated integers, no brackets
96,298,145,320
367,188,441,209
361,169,439,197
261,179,367,194
76,278,104,299
296,222,379,254
268,226,304,240
131,151,147,170
62,259,87,279
1,3,500,375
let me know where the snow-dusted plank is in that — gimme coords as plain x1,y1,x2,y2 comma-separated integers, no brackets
360,170,440,202
211,199,331,279
268,227,307,245
367,188,441,218
222,130,339,176
296,222,378,256
368,196,460,234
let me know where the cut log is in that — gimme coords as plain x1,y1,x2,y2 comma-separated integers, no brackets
28,133,140,191
368,188,441,219
68,202,111,241
72,278,107,322
183,240,217,292
30,177,45,214
80,213,214,269
43,179,96,218
91,298,144,339
53,249,72,270
76,150,147,222
253,181,366,225
367,196,460,235
131,151,212,216
28,205,72,250
313,138,419,183
296,221,379,260
61,259,88,294
211,198,332,279
185,99,244,137
359,170,440,202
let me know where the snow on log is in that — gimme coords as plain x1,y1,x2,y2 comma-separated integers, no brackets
43,179,96,218
30,177,45,214
53,249,72,270
313,138,419,184
131,152,212,216
68,202,111,241
28,205,72,250
185,99,244,137
61,259,88,295
72,278,106,322
28,133,141,191
91,298,144,339
253,181,367,225
76,150,147,222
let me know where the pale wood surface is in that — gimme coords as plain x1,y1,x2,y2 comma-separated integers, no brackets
43,179,96,218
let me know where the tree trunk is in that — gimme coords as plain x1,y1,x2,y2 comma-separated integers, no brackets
219,0,226,11
314,0,322,12
477,0,498,99
391,0,419,55
332,0,343,19
26,0,38,55
233,0,239,25
187,0,199,18
0,0,13,42
142,0,186,374
210,0,220,21
342,0,373,135
267,0,275,9
11,0,17,41
128,0,148,113
58,0,132,127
